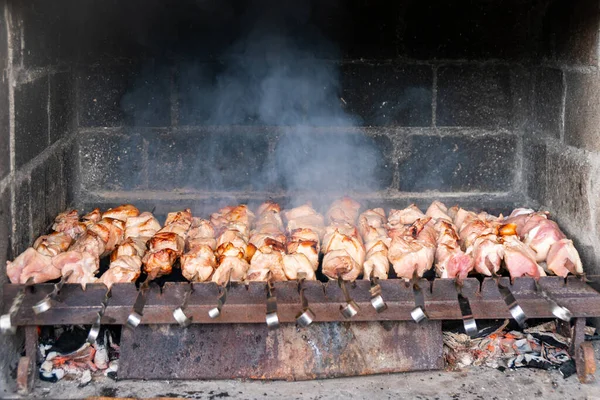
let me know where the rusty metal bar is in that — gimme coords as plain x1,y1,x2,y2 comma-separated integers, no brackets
3,277,600,326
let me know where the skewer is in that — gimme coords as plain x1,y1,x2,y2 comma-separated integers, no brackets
534,279,572,321
32,270,73,314
1,277,34,334
487,258,527,327
172,283,193,327
87,287,111,343
338,275,360,318
208,269,232,319
410,271,428,323
369,275,387,313
125,274,154,329
265,274,280,330
455,281,478,337
295,272,315,327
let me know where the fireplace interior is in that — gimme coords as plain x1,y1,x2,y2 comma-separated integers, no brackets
1,0,600,396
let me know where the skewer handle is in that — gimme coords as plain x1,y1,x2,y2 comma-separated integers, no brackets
410,279,428,323
32,271,72,315
296,277,315,327
265,280,280,330
125,278,151,329
172,283,193,327
87,288,112,343
535,280,572,322
338,277,360,319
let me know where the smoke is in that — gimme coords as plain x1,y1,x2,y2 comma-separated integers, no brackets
122,1,386,199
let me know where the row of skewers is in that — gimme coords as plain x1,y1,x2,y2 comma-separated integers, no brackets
2,198,583,337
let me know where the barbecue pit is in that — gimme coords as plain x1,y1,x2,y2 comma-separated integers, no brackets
1,0,600,396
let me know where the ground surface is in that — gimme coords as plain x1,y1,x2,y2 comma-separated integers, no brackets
1,343,599,399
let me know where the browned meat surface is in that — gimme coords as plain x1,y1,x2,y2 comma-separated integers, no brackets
6,247,58,284
142,209,192,279
358,208,390,280
211,205,255,284
247,201,287,282
33,232,73,257
125,212,161,239
87,218,125,256
281,204,323,280
52,210,86,239
386,205,435,280
322,198,365,281
102,204,140,222
181,218,217,282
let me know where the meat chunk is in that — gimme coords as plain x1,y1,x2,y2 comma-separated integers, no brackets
181,245,216,282
53,251,99,289
282,253,316,280
142,209,192,279
326,197,361,225
52,210,86,239
211,205,255,237
247,201,288,282
434,221,474,281
99,255,142,289
283,204,325,237
125,212,161,239
388,204,426,227
87,218,125,256
6,247,57,284
388,235,435,280
358,208,390,280
546,239,583,277
502,235,545,279
180,218,217,282
322,224,365,281
102,204,140,222
33,232,73,257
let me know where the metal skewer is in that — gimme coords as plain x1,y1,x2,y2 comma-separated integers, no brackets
535,279,572,322
295,272,315,327
33,270,73,314
338,276,360,319
265,276,280,330
172,283,193,327
410,270,427,323
1,277,34,334
455,281,478,337
125,274,154,329
369,276,387,313
208,269,232,319
87,287,112,343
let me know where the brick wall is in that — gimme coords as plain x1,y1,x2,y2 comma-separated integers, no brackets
0,1,78,393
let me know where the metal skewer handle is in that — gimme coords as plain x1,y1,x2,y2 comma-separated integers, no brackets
87,288,112,343
411,280,428,323
173,283,193,327
456,282,478,337
1,278,34,334
296,273,315,327
265,279,280,330
209,270,232,319
33,270,73,314
125,277,151,329
369,277,387,313
338,276,360,319
535,280,572,322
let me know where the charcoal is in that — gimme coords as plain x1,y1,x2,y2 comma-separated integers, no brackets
508,354,554,370
559,359,577,378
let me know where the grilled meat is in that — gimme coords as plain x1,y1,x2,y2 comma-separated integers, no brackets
125,211,161,239
181,218,217,282
211,205,255,284
502,235,545,279
247,201,287,282
33,232,73,257
322,199,365,281
102,204,140,222
6,247,58,284
52,210,86,239
282,204,323,281
358,208,390,280
387,205,435,280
